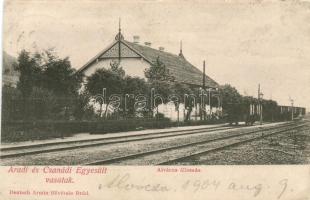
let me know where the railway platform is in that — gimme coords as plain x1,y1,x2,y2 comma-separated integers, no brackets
0,120,299,165
1,123,225,149
0,121,281,151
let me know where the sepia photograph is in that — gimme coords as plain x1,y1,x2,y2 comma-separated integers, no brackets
1,0,310,168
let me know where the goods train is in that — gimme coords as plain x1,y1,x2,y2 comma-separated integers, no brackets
225,99,306,125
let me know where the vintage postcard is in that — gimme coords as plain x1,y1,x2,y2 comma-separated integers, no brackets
1,0,310,199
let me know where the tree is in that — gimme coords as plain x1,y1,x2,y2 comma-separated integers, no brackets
15,50,41,119
15,49,83,120
27,87,58,120
144,57,176,113
144,57,175,82
171,82,195,121
110,60,125,78
32,49,83,96
85,68,124,117
38,51,83,118
218,84,244,123
15,50,39,99
72,91,95,120
122,76,148,117
85,60,152,119
144,57,202,120
262,99,278,121
219,84,243,111
1,86,23,120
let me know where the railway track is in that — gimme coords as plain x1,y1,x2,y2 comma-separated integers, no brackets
159,124,309,165
85,121,306,165
1,124,237,158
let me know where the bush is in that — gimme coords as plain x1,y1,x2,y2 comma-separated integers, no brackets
1,118,170,142
91,118,171,133
1,117,226,142
1,86,23,120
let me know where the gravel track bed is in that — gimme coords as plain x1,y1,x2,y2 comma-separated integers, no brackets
1,126,232,157
171,125,310,165
0,123,286,165
111,125,298,165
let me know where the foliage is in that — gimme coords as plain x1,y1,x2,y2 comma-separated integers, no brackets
1,86,23,120
26,87,58,120
123,76,148,94
122,76,149,117
85,67,123,117
39,56,82,96
85,68,123,96
10,49,84,121
170,82,195,106
144,57,178,105
144,57,175,82
15,50,41,99
110,60,125,78
3,47,296,142
1,117,227,142
262,99,278,121
219,84,243,110
72,92,95,120
85,59,157,118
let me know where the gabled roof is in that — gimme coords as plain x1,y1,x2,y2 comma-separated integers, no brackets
122,40,219,88
78,39,219,88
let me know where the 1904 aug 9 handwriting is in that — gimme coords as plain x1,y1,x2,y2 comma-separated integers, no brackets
100,173,290,199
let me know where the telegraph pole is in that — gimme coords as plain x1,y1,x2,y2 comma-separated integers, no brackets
202,61,206,120
258,84,263,125
118,18,122,62
203,61,206,89
208,88,212,116
290,98,294,120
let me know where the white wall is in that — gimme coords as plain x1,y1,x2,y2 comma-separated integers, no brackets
81,57,223,121
157,103,222,122
83,57,150,78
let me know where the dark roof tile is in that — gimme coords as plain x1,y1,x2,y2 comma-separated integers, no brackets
123,40,219,88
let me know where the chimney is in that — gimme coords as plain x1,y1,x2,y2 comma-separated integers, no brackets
144,42,151,47
133,35,140,44
158,46,165,51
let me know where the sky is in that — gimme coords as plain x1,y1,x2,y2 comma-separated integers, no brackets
3,0,310,110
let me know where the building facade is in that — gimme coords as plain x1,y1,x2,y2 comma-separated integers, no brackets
78,28,221,121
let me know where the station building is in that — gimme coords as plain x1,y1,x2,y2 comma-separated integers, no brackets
78,27,221,121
